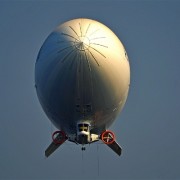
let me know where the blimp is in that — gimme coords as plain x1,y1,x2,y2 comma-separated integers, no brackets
35,18,130,157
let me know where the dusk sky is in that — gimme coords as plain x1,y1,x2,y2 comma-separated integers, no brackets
0,1,180,179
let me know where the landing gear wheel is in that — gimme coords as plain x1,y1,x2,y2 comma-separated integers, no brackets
52,131,66,145
101,130,115,145
81,147,86,151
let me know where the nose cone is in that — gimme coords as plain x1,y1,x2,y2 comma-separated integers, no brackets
75,36,90,51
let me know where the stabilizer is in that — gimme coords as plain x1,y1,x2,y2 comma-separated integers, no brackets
107,140,122,156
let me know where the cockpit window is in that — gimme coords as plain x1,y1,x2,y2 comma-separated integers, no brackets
78,124,89,132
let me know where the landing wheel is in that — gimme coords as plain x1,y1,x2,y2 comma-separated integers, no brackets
101,130,115,145
81,147,86,151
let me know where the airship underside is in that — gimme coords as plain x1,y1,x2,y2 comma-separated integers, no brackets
35,18,130,157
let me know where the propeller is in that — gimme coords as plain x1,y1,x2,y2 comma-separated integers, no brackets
100,130,115,145
52,131,67,145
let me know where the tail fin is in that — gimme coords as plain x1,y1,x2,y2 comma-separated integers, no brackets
107,140,122,156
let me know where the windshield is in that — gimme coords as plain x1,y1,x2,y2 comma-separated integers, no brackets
78,123,89,132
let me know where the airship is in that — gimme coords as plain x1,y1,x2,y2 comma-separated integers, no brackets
35,18,130,157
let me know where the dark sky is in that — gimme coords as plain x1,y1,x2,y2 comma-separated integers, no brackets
0,1,180,179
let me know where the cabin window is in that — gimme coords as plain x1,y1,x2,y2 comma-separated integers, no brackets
78,124,89,132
